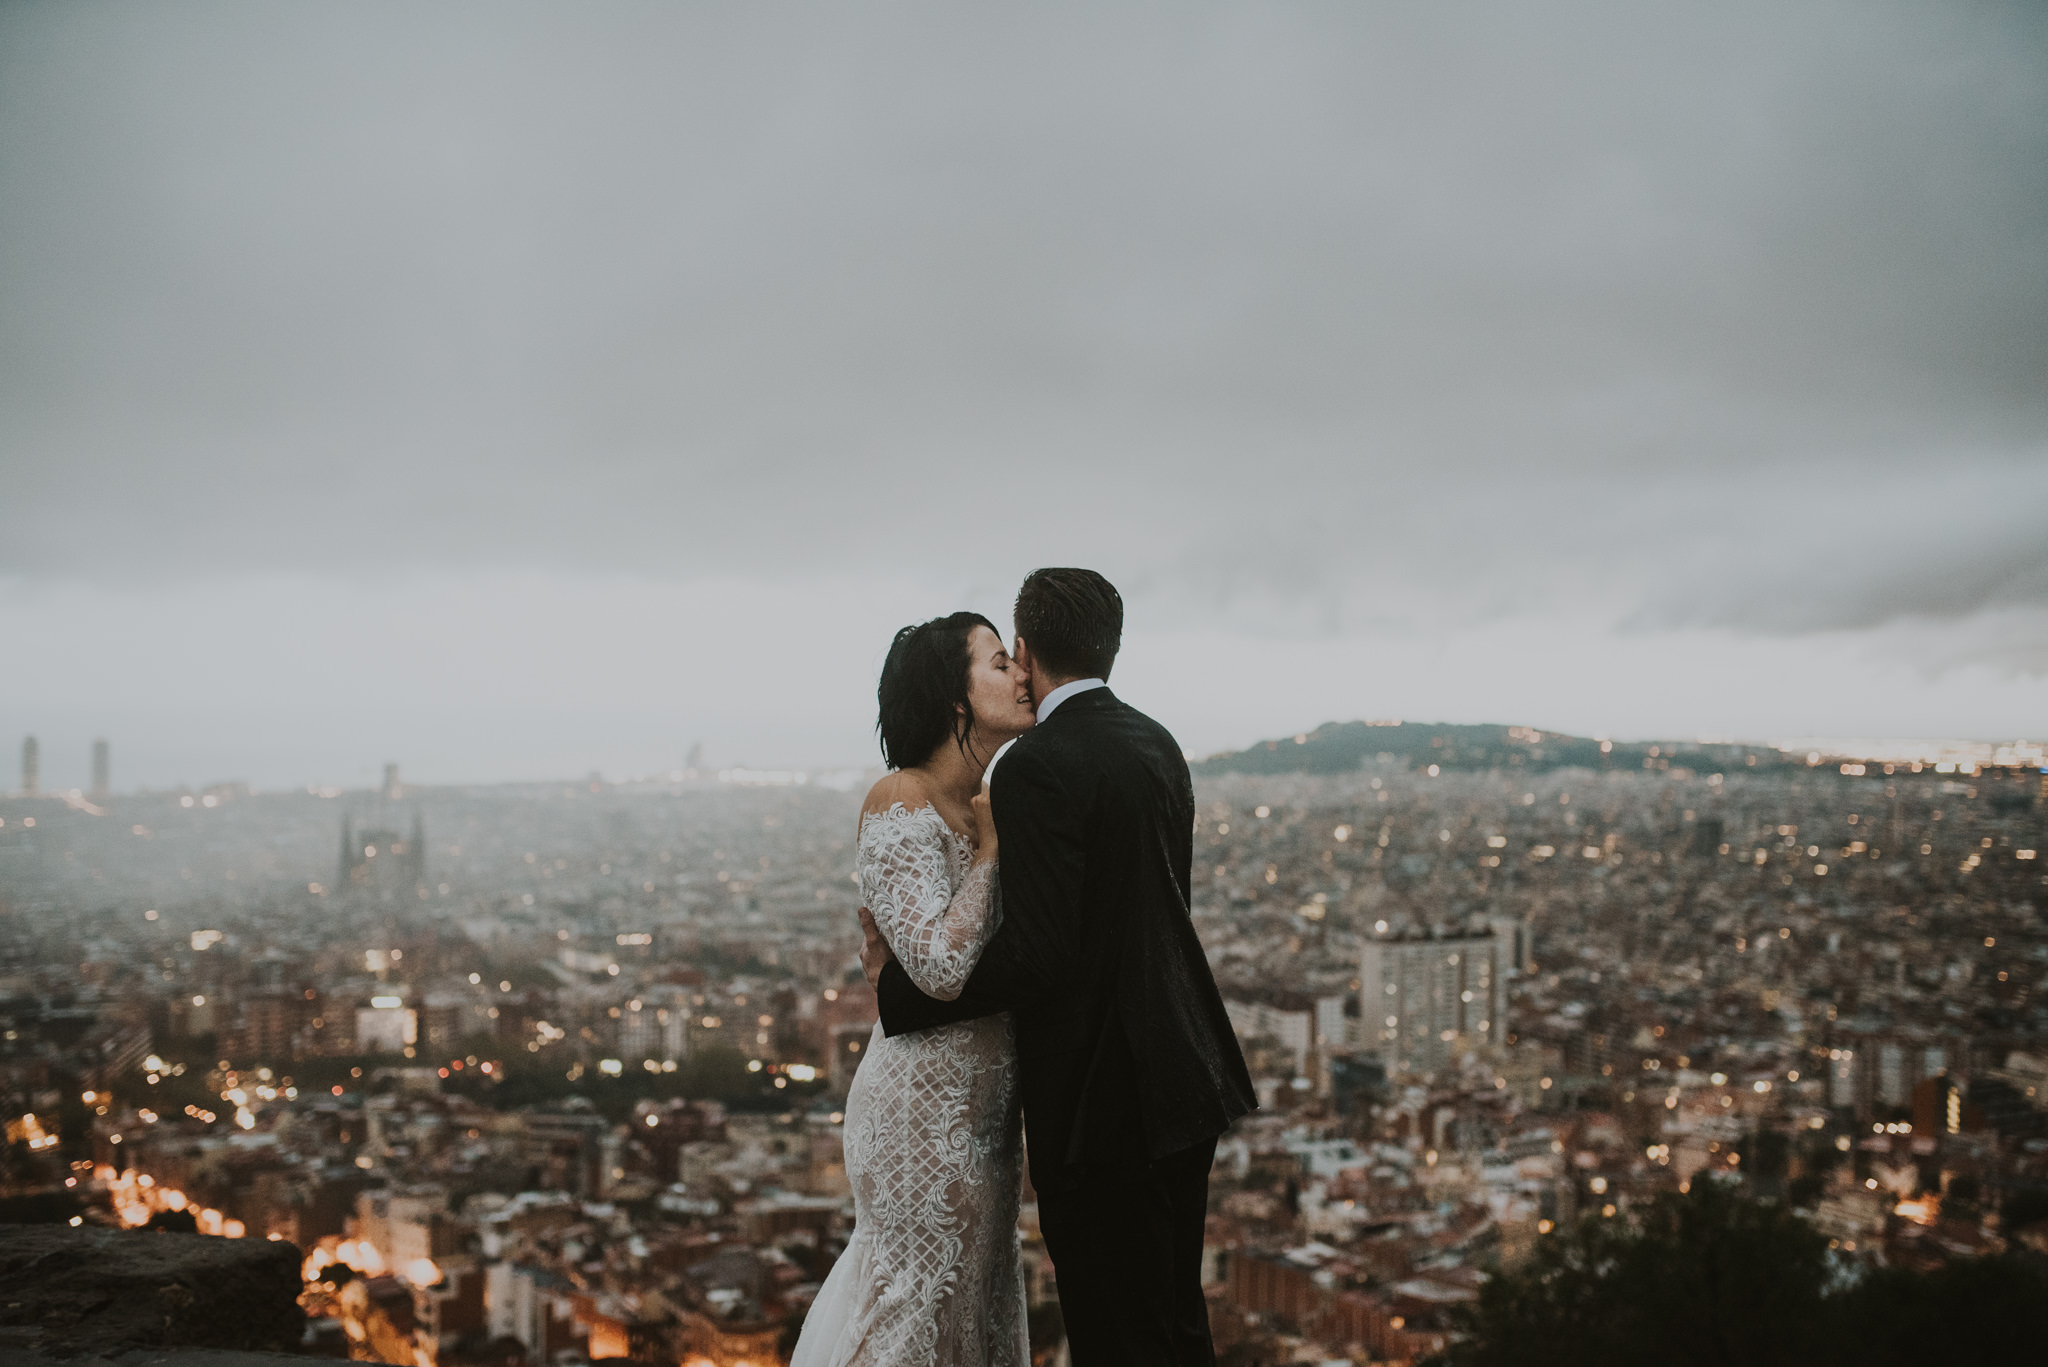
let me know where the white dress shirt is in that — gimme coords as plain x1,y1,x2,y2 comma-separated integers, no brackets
1034,677,1107,724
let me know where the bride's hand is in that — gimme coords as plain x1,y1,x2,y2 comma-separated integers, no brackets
971,789,997,861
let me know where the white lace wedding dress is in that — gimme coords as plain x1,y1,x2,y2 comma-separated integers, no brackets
790,803,1028,1367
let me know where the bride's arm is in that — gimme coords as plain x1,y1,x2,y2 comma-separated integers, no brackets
878,746,1083,1035
860,810,1000,1002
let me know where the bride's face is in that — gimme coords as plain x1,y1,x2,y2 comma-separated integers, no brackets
962,624,1035,748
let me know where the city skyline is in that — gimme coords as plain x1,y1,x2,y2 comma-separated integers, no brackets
8,711,2046,798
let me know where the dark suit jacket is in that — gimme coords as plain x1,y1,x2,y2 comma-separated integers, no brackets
876,687,1255,1190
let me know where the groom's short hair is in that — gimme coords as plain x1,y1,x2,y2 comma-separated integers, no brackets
1015,568,1122,681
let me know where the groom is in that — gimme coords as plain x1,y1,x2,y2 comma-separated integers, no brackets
859,567,1256,1366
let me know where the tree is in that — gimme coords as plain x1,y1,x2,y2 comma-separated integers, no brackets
1433,1182,1829,1367
1430,1182,2048,1367
1823,1255,2047,1366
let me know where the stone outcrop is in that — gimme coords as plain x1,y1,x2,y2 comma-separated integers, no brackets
0,1226,304,1361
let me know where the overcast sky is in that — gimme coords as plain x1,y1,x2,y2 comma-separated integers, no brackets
3,1,2044,791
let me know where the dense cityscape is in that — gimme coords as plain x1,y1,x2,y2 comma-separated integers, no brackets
3,725,2045,1366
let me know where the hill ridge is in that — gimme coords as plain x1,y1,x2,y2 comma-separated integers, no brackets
1192,719,1789,777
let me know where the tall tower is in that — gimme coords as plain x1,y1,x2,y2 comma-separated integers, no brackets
383,763,402,801
91,738,110,803
20,736,37,796
408,810,429,888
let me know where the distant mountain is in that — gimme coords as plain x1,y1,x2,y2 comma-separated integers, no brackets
1192,720,1794,777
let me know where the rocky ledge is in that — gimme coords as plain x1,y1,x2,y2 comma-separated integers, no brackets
0,1226,305,1363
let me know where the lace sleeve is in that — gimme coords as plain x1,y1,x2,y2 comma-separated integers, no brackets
858,806,1000,1001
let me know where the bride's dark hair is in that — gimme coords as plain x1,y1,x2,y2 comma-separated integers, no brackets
877,611,999,770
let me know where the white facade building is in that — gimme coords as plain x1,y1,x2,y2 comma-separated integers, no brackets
355,1001,418,1054
1359,928,1508,1078
1225,993,1351,1079
618,985,692,1063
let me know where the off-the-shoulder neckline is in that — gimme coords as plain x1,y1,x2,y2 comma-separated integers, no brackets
858,800,973,847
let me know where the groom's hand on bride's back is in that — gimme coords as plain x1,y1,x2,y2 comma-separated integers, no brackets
857,908,894,988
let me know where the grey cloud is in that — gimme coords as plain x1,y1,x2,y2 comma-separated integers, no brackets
1633,503,2048,636
1619,458,2048,635
2,0,2044,641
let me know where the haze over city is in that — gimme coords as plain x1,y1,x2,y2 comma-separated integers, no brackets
4,1,2044,791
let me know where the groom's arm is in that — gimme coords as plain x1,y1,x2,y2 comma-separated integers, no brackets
876,744,1085,1035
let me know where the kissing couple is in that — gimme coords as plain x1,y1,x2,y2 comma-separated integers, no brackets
790,568,1257,1367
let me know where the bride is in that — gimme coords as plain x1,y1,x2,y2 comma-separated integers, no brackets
790,611,1038,1367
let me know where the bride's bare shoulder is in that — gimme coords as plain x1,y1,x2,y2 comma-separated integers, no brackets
860,770,934,820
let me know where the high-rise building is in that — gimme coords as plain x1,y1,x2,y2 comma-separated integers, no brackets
1359,927,1509,1079
20,736,37,796
91,738,109,802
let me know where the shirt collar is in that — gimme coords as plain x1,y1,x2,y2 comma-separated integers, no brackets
1035,677,1107,724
